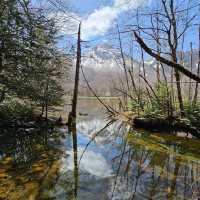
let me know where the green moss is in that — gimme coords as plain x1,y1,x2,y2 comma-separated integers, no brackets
128,132,200,163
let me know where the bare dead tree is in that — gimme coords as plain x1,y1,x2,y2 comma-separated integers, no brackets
189,42,193,101
137,9,153,115
193,25,200,105
166,0,184,116
155,10,161,83
133,31,200,82
128,0,199,117
117,25,130,92
129,39,137,94
68,23,81,126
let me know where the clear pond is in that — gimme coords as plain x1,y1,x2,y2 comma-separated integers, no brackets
1,99,200,200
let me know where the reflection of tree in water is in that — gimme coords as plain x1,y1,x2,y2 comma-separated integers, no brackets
110,130,200,200
67,120,117,199
59,120,117,200
0,128,52,167
4,118,199,199
0,128,65,200
69,123,79,199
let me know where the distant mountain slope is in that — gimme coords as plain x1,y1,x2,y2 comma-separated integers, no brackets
68,44,199,96
80,44,139,96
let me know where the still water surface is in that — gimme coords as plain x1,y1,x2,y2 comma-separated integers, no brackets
1,99,200,200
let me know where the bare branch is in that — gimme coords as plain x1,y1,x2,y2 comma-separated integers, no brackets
133,31,200,83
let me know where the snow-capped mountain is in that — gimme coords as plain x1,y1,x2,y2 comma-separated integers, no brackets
82,44,122,71
68,44,161,96
78,44,137,96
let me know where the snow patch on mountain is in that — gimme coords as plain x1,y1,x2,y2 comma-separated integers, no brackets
82,44,122,71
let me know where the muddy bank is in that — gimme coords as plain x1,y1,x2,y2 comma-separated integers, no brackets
133,117,200,139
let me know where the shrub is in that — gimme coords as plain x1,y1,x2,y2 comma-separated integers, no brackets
142,82,173,118
0,99,35,122
184,101,200,128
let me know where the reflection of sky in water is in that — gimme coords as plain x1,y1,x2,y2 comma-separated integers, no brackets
62,119,125,175
57,118,128,199
57,114,198,200
62,147,113,178
2,101,200,200
65,118,126,166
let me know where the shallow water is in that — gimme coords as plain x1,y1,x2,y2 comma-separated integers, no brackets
1,99,200,200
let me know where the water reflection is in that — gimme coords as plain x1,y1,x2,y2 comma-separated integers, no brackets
0,128,64,200
109,131,200,200
65,147,112,178
1,100,200,199
67,116,200,200
68,123,79,199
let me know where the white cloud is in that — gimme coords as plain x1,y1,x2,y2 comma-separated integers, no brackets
82,7,118,40
50,0,148,40
114,0,143,11
81,0,148,39
61,147,113,178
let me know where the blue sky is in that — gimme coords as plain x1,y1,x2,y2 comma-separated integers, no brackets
31,0,200,60
42,0,149,39
70,0,113,15
48,0,150,56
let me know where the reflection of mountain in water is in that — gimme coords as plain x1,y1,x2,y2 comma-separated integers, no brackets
2,109,200,199
68,44,156,96
76,119,127,144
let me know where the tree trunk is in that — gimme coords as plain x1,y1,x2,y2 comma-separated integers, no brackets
193,26,200,105
0,87,5,103
189,42,193,101
170,0,184,116
174,69,184,116
68,23,81,126
117,25,129,91
41,104,44,117
45,80,49,120
156,12,160,83
172,50,184,116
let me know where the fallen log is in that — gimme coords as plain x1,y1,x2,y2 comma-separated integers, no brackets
133,117,200,139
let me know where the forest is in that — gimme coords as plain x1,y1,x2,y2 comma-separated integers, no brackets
0,0,200,200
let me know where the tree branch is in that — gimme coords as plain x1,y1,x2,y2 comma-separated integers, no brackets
133,31,200,83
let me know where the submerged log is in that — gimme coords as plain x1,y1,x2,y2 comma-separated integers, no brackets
133,117,200,139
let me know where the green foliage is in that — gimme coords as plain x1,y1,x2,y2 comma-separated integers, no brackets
128,100,140,111
0,0,67,119
0,99,34,121
184,101,200,128
142,82,173,118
